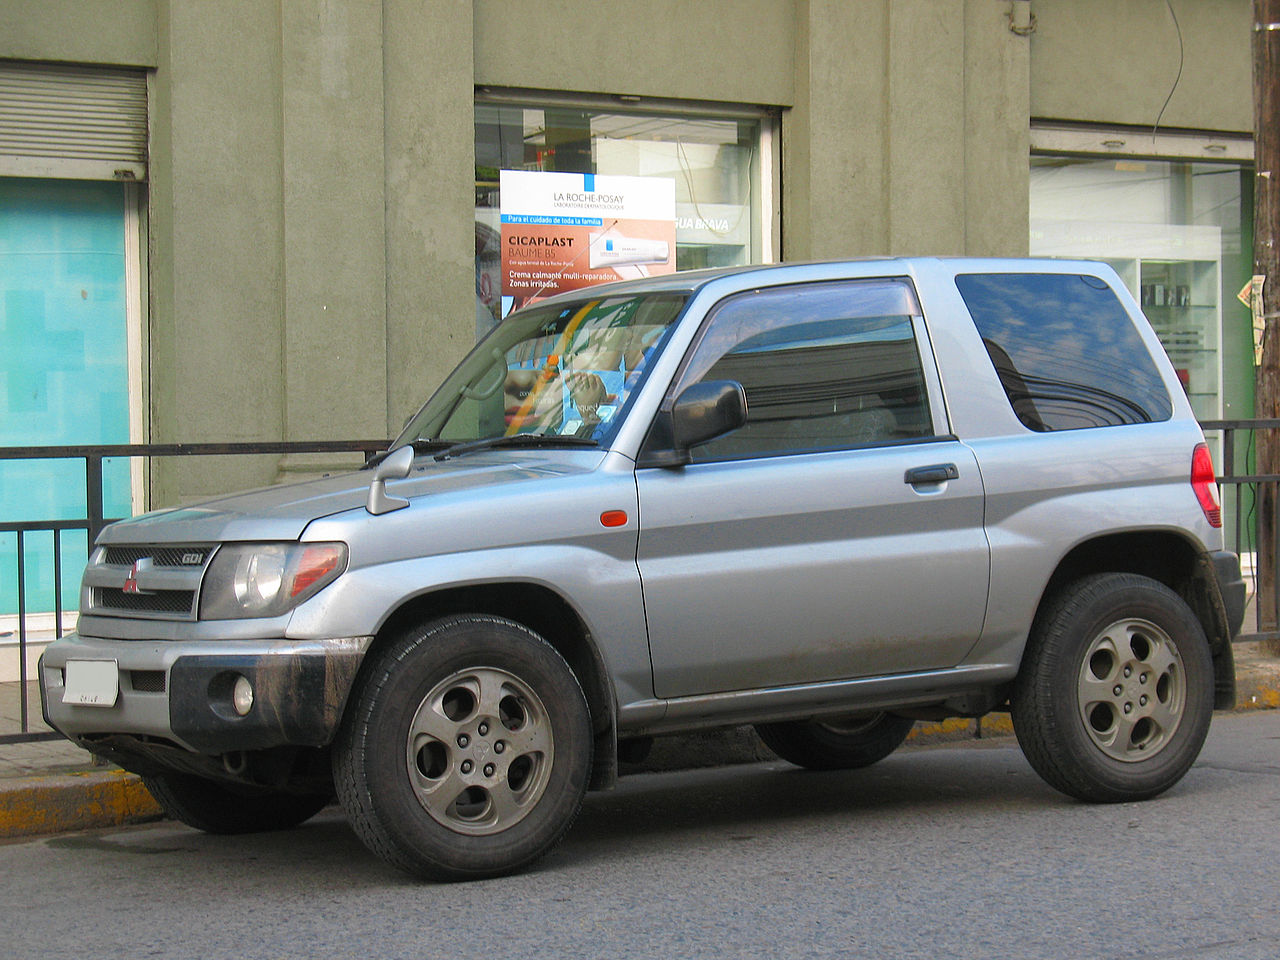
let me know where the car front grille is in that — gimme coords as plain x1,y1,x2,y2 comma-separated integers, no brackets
103,546,211,568
82,544,214,621
94,588,197,615
128,670,167,693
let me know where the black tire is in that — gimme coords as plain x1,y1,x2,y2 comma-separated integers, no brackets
755,713,916,770
1011,572,1214,803
333,615,592,882
142,771,329,835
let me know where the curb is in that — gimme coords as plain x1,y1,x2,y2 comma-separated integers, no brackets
624,714,1019,774
0,769,162,840
1234,670,1280,710
624,675,1280,774
4,674,1279,842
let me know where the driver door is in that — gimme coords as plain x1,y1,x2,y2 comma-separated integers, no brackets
635,278,989,699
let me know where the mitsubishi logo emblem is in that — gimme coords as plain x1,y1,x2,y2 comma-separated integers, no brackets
122,557,153,595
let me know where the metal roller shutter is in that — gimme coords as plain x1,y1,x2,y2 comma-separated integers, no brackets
0,60,147,181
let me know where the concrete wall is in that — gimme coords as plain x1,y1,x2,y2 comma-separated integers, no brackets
785,0,1031,261
0,0,1258,506
0,0,157,67
149,0,473,499
474,0,796,105
150,1,288,499
384,0,475,440
1031,0,1253,132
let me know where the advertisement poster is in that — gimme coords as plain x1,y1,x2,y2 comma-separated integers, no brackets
499,170,676,317
1239,274,1266,366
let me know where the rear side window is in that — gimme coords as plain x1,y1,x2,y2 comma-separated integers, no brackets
955,273,1172,431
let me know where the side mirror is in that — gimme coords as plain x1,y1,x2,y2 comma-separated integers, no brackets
637,379,748,468
672,380,748,451
366,444,415,515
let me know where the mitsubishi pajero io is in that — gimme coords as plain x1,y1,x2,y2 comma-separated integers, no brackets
40,258,1246,880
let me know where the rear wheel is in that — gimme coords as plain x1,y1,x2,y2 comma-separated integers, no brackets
1012,573,1214,803
142,771,329,834
755,713,915,770
334,615,592,881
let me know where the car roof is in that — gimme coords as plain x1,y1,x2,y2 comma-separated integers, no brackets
527,256,1116,306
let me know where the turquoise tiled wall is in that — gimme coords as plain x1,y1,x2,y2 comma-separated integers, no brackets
1,178,133,616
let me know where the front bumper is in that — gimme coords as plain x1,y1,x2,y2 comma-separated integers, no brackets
40,633,372,756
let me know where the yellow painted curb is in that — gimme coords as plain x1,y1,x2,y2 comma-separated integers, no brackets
1237,685,1280,710
0,770,162,840
907,714,1015,743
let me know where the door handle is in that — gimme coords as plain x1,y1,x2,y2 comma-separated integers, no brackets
904,463,959,485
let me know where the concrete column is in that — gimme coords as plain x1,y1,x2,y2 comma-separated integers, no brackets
786,0,1030,261
886,0,967,254
963,0,1031,257
784,0,891,261
281,0,387,446
382,0,476,435
277,0,388,480
150,0,286,503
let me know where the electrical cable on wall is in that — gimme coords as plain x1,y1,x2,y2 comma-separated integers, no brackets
674,137,754,241
1153,0,1185,140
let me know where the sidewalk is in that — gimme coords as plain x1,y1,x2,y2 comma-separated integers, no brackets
0,679,165,837
3,638,1279,841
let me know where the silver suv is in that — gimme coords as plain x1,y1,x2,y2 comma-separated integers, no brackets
40,258,1245,881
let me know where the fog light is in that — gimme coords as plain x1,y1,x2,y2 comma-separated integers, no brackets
232,675,254,716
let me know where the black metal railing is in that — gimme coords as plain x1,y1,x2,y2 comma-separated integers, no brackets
1201,419,1278,645
2,425,1277,747
0,440,387,745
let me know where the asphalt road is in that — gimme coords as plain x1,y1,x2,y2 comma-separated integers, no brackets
5,710,1280,960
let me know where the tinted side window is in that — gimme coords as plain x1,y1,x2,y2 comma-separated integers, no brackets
675,279,934,461
955,273,1173,431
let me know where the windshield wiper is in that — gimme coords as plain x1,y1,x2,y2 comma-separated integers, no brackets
362,439,454,469
434,434,599,462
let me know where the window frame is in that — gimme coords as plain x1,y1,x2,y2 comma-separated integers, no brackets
474,87,781,331
641,277,952,465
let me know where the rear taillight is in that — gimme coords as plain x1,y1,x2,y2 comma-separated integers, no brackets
1191,443,1222,528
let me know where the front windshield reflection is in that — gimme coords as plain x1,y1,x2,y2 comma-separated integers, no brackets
399,293,687,448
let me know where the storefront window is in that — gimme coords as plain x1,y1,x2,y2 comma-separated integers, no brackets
1030,153,1252,422
475,95,774,333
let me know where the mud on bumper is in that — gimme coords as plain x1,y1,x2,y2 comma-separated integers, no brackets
40,635,371,757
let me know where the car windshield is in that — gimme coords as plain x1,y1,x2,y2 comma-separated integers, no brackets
397,292,687,449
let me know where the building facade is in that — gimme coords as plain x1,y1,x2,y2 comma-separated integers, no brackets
0,0,1258,614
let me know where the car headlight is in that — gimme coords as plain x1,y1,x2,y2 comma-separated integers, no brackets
199,542,347,620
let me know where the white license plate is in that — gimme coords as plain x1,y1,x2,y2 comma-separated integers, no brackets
62,659,120,707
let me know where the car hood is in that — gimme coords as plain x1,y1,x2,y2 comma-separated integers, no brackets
98,449,611,544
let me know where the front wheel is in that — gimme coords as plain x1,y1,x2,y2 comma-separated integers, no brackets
334,615,592,881
755,713,915,770
1011,573,1214,803
142,771,329,834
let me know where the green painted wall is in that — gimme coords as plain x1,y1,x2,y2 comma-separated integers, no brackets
150,0,289,501
150,0,474,501
384,0,475,437
1031,0,1252,132
784,0,1031,261
0,0,1258,509
0,0,157,67
473,0,796,105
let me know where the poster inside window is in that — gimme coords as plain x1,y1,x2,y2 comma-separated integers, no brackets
476,98,769,333
498,170,676,317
